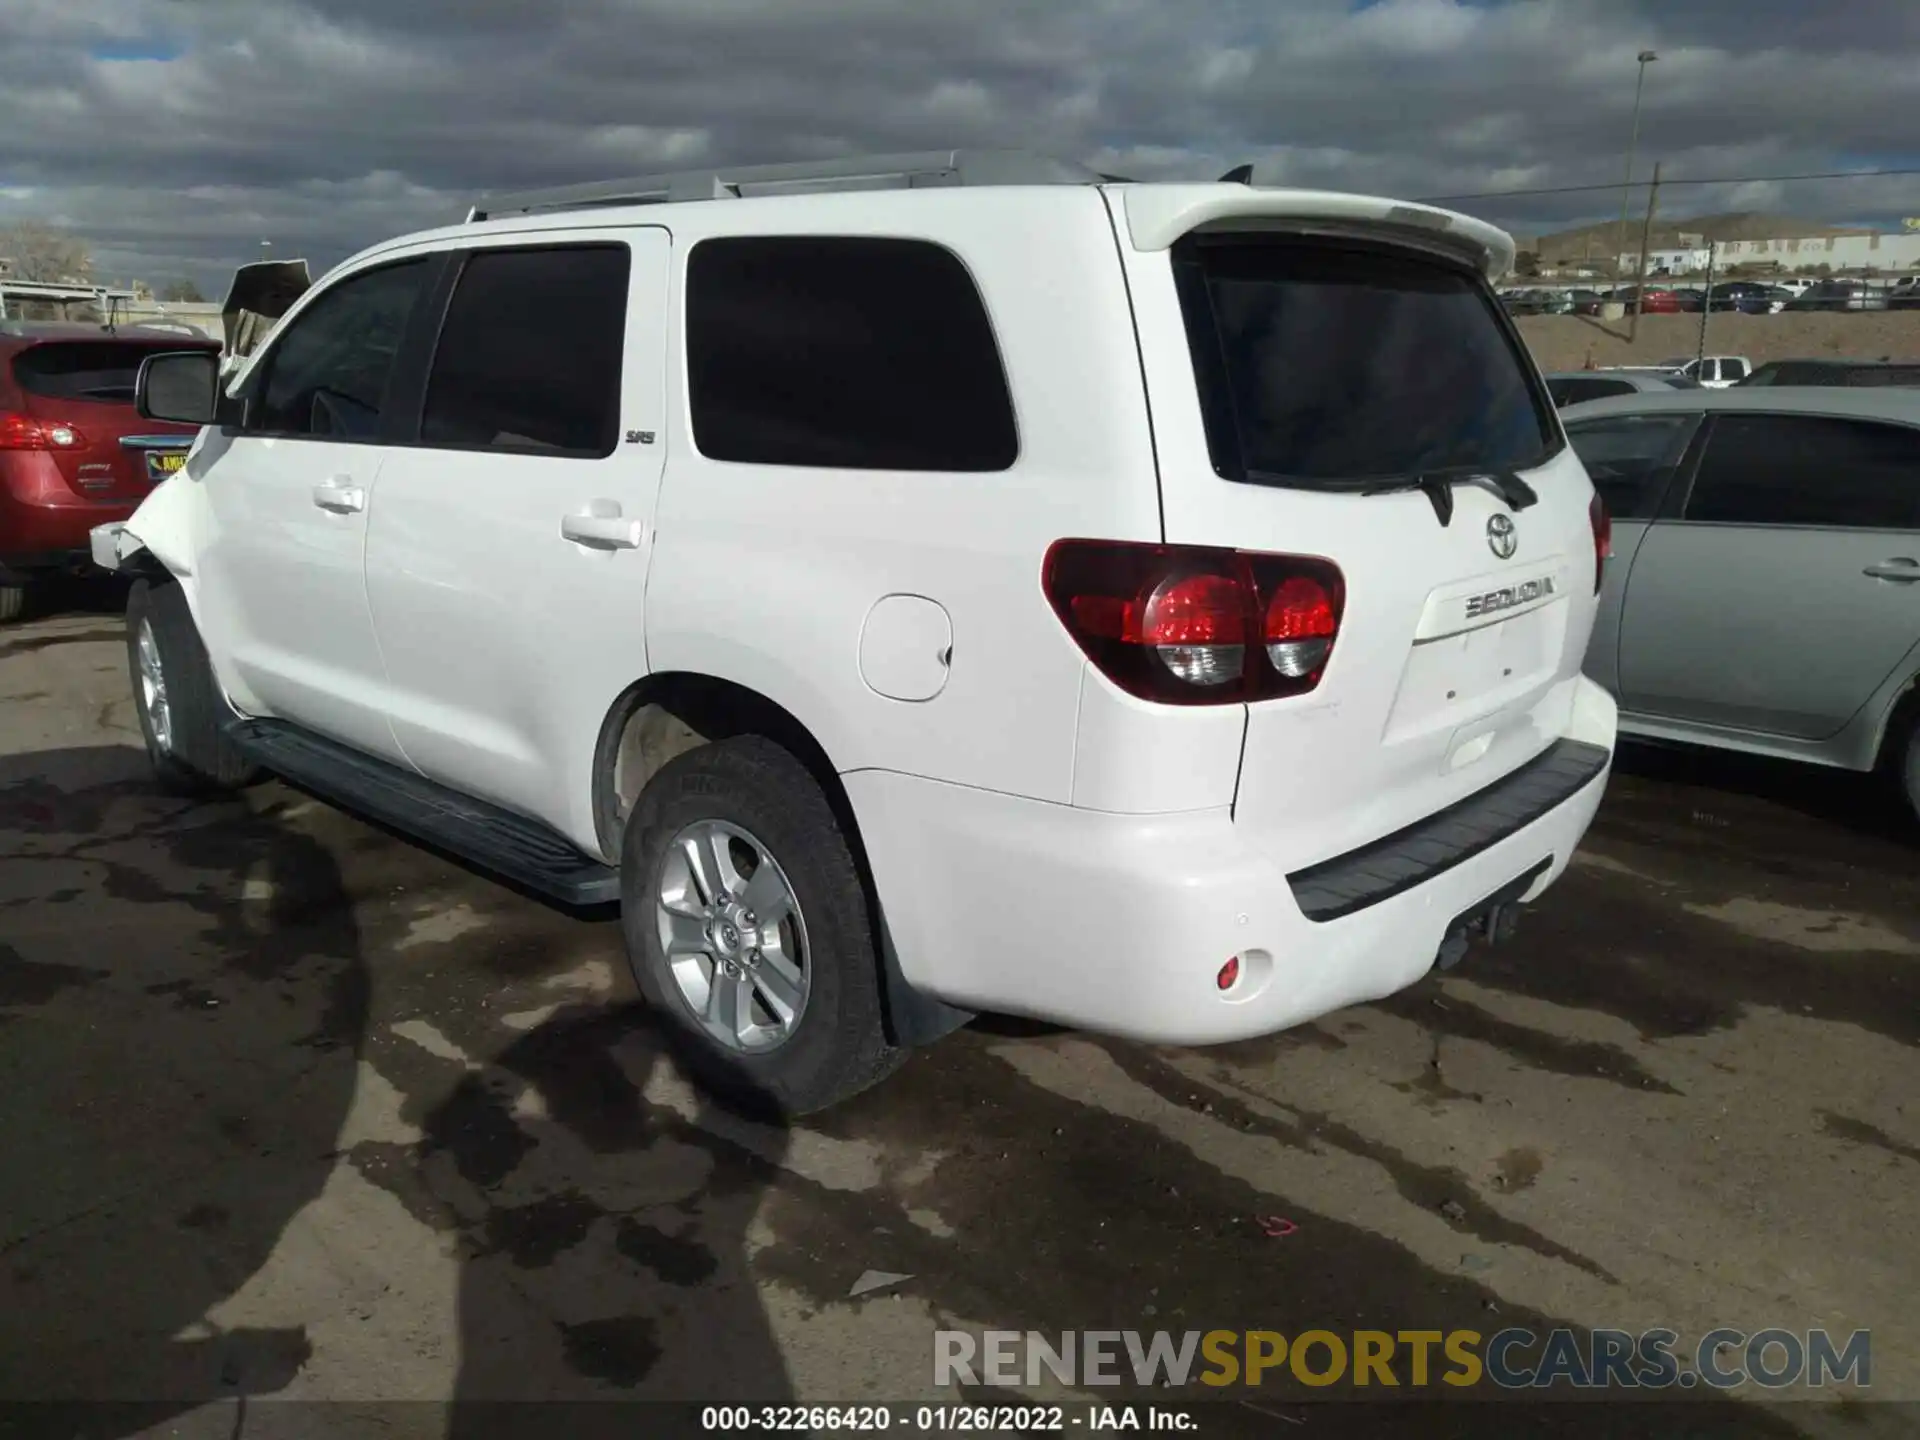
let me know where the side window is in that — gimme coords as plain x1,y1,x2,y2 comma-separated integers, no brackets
1686,415,1920,529
1551,377,1632,407
420,244,630,456
1566,413,1698,520
686,236,1017,471
251,260,429,439
1723,358,1750,380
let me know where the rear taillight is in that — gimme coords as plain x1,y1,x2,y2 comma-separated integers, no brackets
1589,494,1611,594
0,412,85,450
1043,539,1344,705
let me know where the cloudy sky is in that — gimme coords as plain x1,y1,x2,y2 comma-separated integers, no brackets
3,0,1918,293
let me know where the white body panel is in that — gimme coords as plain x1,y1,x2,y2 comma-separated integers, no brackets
363,226,670,840
646,188,1162,802
189,424,402,761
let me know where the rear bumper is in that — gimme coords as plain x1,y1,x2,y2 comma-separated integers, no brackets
850,677,1617,1045
0,468,138,575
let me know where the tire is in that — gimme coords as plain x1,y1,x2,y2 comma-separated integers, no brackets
0,584,24,623
126,578,259,794
1898,720,1920,827
620,735,903,1116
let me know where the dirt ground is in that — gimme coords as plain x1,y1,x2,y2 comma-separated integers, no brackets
1516,310,1920,372
4,585,1919,1437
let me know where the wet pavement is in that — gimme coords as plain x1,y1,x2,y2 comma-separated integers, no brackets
2,598,1916,1437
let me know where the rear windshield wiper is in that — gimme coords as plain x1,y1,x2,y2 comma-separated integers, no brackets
1360,470,1539,526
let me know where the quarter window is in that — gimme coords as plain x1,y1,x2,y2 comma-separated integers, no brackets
1686,414,1920,529
251,260,429,440
420,245,630,456
686,236,1017,471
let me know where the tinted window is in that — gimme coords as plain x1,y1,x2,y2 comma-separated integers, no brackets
253,261,428,439
1722,359,1749,379
1548,377,1633,407
13,341,211,404
1687,415,1920,529
1847,365,1920,388
686,236,1016,471
1566,413,1697,520
421,245,629,456
1173,238,1554,486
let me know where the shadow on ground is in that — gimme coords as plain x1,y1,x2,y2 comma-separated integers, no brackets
0,744,367,1431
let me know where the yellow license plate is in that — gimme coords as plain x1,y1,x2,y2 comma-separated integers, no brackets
146,451,188,481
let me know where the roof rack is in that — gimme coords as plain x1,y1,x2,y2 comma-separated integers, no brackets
466,149,1111,221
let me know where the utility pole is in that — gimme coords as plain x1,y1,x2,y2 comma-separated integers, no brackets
1613,50,1659,287
1628,160,1662,343
1696,240,1716,367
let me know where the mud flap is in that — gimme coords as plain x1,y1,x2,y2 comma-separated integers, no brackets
1434,855,1552,972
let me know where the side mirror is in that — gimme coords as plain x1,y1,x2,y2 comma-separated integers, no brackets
136,351,220,426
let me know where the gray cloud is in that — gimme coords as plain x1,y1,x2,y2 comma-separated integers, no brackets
2,0,1916,291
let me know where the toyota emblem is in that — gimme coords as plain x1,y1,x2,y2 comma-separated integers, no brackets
1486,513,1518,559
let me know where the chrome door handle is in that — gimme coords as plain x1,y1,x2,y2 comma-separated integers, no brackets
1863,558,1920,582
311,479,365,513
560,511,644,550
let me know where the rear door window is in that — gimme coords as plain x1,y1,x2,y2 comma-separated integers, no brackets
1172,236,1555,487
1566,413,1699,520
686,236,1017,472
1685,414,1920,529
419,244,630,456
12,342,205,404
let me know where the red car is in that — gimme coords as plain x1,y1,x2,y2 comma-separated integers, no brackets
0,323,217,620
1613,286,1683,315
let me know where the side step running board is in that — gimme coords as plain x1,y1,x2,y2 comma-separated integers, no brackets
225,720,620,906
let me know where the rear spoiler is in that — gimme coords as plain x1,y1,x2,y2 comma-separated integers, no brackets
1114,185,1516,282
220,259,312,360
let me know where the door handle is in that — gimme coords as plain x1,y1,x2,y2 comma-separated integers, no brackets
1864,557,1920,583
311,479,365,514
560,510,644,550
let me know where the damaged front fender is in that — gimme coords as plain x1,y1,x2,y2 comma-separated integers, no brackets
91,464,203,579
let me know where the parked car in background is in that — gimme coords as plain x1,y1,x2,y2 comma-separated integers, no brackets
1706,281,1787,314
1658,355,1753,388
1890,276,1920,310
0,322,218,621
1785,280,1889,312
1562,387,1920,819
1543,370,1695,407
1668,288,1706,313
1738,359,1920,388
1613,286,1684,315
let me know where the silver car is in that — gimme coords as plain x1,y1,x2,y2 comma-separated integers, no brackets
1562,387,1920,815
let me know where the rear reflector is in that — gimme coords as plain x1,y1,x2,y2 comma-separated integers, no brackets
1043,539,1344,705
1217,956,1241,991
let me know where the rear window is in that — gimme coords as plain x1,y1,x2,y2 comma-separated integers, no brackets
12,341,205,403
1172,237,1555,488
1547,377,1633,407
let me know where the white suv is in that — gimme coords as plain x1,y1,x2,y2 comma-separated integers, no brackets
96,150,1618,1114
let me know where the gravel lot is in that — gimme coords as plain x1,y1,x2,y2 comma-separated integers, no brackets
3,588,1917,1437
1515,310,1920,372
